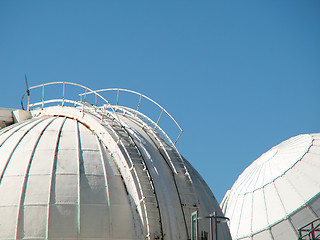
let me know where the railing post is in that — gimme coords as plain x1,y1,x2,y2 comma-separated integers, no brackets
136,94,142,116
191,211,198,240
209,216,213,240
82,88,87,113
154,109,164,130
27,93,30,111
42,84,45,109
174,130,183,146
214,212,218,240
62,82,65,106
116,89,119,106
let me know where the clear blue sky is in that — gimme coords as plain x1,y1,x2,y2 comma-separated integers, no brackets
1,1,319,202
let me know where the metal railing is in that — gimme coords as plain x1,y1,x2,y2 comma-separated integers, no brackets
191,211,230,240
78,88,183,146
21,82,183,146
298,218,320,240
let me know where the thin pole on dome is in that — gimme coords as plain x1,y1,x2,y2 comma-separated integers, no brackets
21,74,30,110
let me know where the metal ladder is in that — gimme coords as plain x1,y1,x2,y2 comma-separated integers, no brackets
116,107,200,239
85,107,163,239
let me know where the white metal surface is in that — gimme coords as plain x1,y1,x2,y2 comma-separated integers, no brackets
0,81,232,239
0,108,13,129
221,134,320,240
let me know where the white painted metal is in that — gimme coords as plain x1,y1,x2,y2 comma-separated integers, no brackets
0,108,14,129
221,134,320,240
0,82,232,239
78,88,183,146
22,82,182,147
12,109,32,123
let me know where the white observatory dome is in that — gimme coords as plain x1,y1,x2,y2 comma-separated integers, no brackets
0,82,231,240
221,134,320,240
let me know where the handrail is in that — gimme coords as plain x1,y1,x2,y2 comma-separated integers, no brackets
21,82,122,125
298,218,320,240
113,105,179,171
79,88,183,146
21,82,183,146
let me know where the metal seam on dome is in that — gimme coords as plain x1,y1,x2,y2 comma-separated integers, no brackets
46,117,66,239
124,113,191,238
117,127,161,238
96,138,112,238
232,135,315,197
250,188,254,237
0,117,41,147
15,117,56,239
118,107,178,174
39,106,145,231
125,111,194,238
0,121,20,135
235,193,246,238
124,126,164,239
86,110,158,239
288,216,299,238
254,159,267,190
225,190,238,230
239,192,320,239
75,120,81,236
269,228,276,240
0,118,45,185
234,164,260,195
262,186,271,233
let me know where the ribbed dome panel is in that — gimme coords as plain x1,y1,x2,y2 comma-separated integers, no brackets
0,116,136,239
0,105,231,240
221,134,320,240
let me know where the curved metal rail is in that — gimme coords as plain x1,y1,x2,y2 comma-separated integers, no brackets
21,82,123,125
79,88,183,146
21,82,183,146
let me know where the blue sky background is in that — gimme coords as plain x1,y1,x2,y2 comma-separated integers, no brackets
1,1,319,202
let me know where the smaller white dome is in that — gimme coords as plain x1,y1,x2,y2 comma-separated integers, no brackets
221,134,320,240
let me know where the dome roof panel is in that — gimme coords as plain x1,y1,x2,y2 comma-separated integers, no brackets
24,174,51,205
222,133,320,239
0,100,231,239
263,182,286,224
251,188,268,233
236,193,253,238
0,175,24,206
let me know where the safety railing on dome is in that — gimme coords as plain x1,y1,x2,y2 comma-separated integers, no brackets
21,82,125,127
191,210,230,240
21,82,183,147
298,218,320,240
79,88,183,147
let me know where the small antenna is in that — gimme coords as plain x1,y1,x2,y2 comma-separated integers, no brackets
25,74,30,97
21,74,30,110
